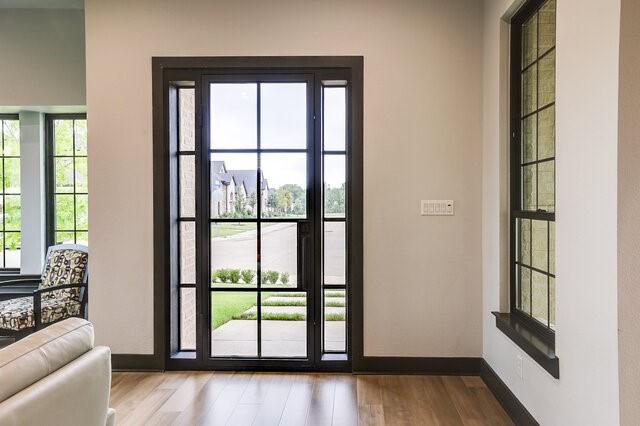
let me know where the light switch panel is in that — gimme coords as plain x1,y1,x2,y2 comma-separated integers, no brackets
421,200,454,216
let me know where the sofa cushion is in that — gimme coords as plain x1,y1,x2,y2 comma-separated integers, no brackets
0,318,93,402
40,248,88,301
0,296,81,331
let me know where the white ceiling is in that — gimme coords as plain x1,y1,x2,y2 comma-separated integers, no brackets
0,0,83,9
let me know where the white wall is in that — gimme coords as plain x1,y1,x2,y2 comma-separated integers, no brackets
0,8,85,107
85,0,484,356
482,0,621,424
617,0,640,423
18,111,46,275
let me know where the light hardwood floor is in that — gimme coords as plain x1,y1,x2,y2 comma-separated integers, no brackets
110,372,513,426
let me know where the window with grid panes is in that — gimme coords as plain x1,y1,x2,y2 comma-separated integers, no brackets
512,0,556,331
0,115,21,269
48,115,88,246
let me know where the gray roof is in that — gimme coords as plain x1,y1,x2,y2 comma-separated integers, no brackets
210,160,269,195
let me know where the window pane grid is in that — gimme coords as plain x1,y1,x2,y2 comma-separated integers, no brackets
52,118,88,245
321,85,348,353
0,117,20,269
513,0,555,331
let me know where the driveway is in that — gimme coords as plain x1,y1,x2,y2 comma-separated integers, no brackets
212,221,345,284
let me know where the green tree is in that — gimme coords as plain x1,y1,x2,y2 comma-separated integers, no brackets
276,188,293,214
247,192,257,212
324,183,345,216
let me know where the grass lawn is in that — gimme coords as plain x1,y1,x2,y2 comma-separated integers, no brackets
212,222,276,238
212,290,346,328
211,292,272,328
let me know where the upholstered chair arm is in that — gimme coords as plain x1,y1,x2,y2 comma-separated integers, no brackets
33,283,88,329
33,283,87,296
0,277,42,287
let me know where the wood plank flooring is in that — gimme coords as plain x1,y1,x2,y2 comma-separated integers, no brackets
110,372,513,426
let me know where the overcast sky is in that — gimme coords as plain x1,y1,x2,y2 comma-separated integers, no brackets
210,83,345,189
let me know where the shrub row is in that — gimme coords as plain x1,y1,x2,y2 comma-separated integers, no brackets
212,269,290,285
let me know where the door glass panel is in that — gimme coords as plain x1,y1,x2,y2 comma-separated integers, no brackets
211,291,257,357
180,287,196,350
260,222,297,288
324,289,346,352
324,154,345,218
179,88,195,151
260,83,306,149
260,153,307,219
210,83,257,149
210,153,257,219
323,87,346,151
261,292,307,357
179,156,195,217
211,222,257,288
180,221,196,284
324,221,345,285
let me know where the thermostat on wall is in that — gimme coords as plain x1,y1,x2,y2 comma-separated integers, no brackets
421,200,454,216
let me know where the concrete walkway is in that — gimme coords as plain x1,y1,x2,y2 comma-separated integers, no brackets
211,292,347,357
211,320,346,357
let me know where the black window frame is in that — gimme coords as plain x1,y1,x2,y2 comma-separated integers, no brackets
0,114,21,273
510,0,556,346
152,57,363,373
45,113,89,249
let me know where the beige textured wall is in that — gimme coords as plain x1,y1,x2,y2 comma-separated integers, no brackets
0,8,85,107
618,0,640,423
84,0,483,356
483,0,621,424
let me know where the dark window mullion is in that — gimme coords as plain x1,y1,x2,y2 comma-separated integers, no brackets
72,120,77,243
521,156,555,168
256,81,262,358
1,120,5,268
520,101,555,121
515,261,555,279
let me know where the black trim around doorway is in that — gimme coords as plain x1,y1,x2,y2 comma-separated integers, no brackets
151,56,363,372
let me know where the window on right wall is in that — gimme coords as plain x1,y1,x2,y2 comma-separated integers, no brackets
511,0,556,334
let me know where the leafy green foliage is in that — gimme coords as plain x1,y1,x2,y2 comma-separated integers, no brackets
324,183,346,216
228,268,241,283
215,268,231,283
280,272,290,285
262,270,280,285
240,269,255,284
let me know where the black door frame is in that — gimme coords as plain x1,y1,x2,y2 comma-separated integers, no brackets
152,57,363,371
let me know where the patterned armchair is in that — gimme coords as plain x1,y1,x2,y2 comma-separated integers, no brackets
0,244,88,339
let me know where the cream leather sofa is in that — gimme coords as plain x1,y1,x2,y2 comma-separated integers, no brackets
0,318,115,426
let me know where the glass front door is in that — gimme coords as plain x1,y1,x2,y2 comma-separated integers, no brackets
171,68,351,369
205,76,315,361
